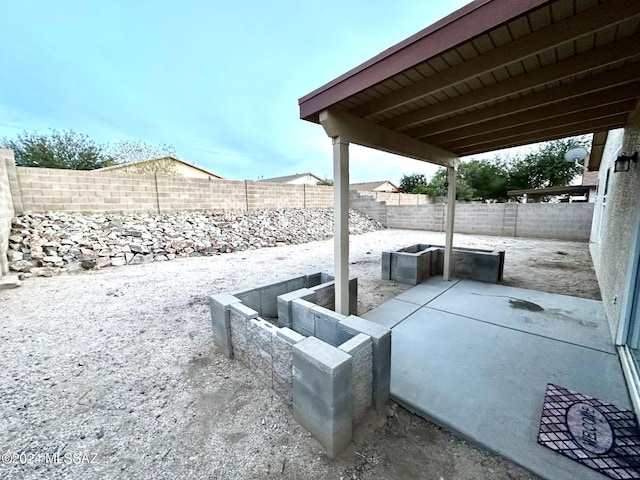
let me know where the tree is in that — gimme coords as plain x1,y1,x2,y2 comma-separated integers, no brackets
400,170,473,200
399,173,428,193
507,137,587,191
1,129,116,170
400,136,589,202
106,140,176,165
427,168,475,201
317,178,334,186
458,159,509,202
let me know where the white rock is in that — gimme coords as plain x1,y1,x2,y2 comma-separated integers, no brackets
7,251,23,262
7,209,383,278
42,256,64,265
111,257,126,267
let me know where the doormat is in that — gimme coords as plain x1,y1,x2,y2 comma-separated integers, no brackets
538,383,640,479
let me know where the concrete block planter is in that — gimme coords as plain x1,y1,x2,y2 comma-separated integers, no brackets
382,244,505,285
210,271,390,458
232,271,357,321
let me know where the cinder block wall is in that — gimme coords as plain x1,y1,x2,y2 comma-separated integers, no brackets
362,191,432,205
350,191,389,225
156,177,248,212
453,203,509,236
14,167,158,213
387,205,446,231
0,151,15,276
304,185,334,209
379,202,593,241
515,203,595,240
246,182,305,210
8,166,334,214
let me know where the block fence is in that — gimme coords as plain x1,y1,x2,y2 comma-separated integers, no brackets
0,158,597,283
2,165,334,215
351,191,595,241
352,190,437,206
0,152,15,276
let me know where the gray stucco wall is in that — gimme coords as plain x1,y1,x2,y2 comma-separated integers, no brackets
590,107,640,341
0,150,16,277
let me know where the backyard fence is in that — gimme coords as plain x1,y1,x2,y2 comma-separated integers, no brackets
351,190,594,241
3,163,333,215
0,150,595,281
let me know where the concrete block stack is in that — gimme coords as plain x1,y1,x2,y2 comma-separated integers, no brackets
292,337,353,458
338,334,372,419
382,243,505,285
340,315,391,410
209,271,391,458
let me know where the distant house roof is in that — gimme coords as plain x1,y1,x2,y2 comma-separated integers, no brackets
96,156,224,179
507,185,591,197
509,169,599,198
259,173,324,184
350,181,399,192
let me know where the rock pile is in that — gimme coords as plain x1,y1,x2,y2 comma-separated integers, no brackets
7,209,384,278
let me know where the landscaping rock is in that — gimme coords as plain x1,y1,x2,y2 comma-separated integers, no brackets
7,209,384,278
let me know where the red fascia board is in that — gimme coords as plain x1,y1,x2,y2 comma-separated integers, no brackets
298,0,553,122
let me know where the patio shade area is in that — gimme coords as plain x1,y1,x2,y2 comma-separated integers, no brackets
299,0,640,166
298,0,640,315
362,278,631,480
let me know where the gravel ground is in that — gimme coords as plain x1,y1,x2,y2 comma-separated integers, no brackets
0,229,599,479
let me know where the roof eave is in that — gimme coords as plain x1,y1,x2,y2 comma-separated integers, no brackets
298,0,553,122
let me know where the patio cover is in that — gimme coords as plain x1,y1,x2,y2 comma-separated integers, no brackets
298,0,640,314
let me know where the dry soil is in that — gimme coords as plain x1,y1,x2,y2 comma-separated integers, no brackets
0,229,599,479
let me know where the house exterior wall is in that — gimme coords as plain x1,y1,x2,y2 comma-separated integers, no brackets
284,174,321,185
0,150,16,277
173,162,220,179
590,107,640,341
372,182,398,192
105,159,220,179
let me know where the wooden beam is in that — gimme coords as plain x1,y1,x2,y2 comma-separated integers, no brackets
408,65,640,139
319,109,458,168
422,85,640,145
454,114,629,156
441,100,637,151
587,131,609,171
353,0,640,118
381,34,640,130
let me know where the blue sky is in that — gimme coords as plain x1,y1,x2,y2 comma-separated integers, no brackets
0,0,481,184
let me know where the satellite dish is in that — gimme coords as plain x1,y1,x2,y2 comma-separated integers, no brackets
564,147,589,163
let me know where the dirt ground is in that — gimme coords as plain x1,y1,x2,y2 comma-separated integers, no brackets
0,229,599,479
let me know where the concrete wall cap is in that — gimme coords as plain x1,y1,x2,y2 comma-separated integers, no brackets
293,336,352,371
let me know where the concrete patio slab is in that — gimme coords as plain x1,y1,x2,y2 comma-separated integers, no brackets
394,277,459,306
427,280,614,353
361,298,421,329
379,278,631,480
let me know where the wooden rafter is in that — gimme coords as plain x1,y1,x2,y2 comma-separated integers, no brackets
352,0,639,119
